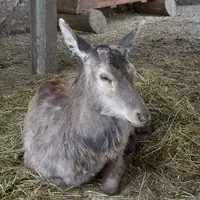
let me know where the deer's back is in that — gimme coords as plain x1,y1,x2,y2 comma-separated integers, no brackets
29,71,77,108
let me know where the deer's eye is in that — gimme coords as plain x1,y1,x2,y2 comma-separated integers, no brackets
100,74,112,84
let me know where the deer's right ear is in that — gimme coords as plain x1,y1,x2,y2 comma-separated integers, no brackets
59,18,93,60
118,20,146,51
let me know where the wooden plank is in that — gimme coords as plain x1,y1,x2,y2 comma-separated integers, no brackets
57,0,146,14
30,0,57,74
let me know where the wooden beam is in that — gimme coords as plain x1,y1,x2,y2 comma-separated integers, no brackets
57,0,146,14
30,0,57,74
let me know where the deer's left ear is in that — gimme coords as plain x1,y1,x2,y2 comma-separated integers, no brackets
59,18,93,60
118,20,146,51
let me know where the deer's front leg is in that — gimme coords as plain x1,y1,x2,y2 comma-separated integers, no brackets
100,156,125,195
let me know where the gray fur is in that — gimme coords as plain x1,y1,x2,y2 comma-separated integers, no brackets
23,19,151,192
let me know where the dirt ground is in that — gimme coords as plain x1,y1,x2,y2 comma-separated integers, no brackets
0,5,200,200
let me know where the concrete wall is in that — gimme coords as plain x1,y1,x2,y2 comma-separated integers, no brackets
0,0,29,36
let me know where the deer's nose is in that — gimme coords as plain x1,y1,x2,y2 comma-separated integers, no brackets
137,113,151,125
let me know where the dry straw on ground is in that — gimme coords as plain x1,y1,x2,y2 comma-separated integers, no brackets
0,5,200,200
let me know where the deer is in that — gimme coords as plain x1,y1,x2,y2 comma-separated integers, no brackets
23,18,151,195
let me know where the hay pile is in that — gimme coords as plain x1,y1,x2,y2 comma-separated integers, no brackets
0,9,200,199
0,45,200,200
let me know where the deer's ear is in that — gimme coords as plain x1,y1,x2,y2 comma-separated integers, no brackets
118,30,135,49
59,18,93,60
118,20,146,50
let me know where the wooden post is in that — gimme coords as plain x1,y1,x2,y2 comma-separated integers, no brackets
30,0,57,74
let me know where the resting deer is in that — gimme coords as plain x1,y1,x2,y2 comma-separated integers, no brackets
23,18,151,195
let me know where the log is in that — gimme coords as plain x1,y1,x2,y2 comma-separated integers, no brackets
58,9,107,34
57,0,80,14
30,0,57,74
133,0,176,17
99,4,134,17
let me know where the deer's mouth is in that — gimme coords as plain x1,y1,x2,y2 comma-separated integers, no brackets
125,112,151,128
127,119,145,128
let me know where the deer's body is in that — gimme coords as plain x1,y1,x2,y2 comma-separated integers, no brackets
24,72,132,186
23,19,151,195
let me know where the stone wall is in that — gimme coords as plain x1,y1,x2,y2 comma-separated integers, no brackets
0,0,29,36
